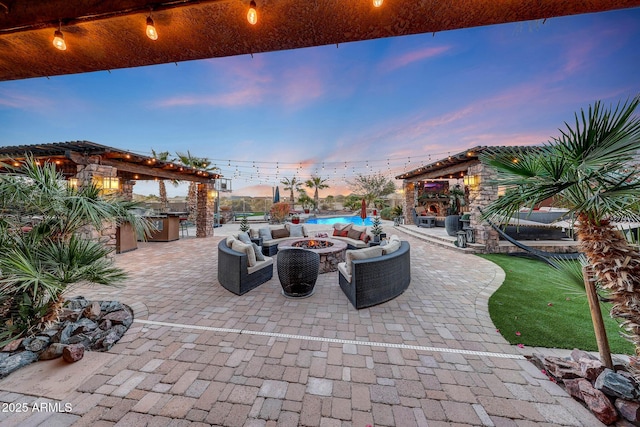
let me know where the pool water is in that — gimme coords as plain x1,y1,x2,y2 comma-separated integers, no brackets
305,216,373,226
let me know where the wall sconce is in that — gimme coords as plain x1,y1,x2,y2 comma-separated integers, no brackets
68,178,79,188
247,1,257,25
373,0,383,7
93,176,120,193
463,175,480,187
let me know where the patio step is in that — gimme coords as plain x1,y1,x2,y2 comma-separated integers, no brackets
393,224,484,254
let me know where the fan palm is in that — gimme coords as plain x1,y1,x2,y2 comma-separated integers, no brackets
151,149,177,211
281,177,302,211
175,151,219,222
305,176,329,212
0,159,152,346
480,96,640,354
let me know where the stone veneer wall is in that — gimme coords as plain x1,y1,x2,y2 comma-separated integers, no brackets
402,181,416,225
196,183,216,238
74,164,135,256
467,162,499,252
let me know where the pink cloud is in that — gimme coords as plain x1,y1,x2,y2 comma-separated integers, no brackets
380,46,451,73
155,86,266,108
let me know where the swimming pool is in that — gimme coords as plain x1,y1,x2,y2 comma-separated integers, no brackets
305,216,373,226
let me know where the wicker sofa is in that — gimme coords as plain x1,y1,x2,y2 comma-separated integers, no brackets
249,223,309,256
337,240,411,309
328,223,371,249
217,239,274,295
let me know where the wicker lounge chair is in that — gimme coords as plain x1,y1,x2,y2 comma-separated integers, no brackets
217,240,274,295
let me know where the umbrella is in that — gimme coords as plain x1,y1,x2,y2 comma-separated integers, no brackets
360,198,367,225
273,186,280,203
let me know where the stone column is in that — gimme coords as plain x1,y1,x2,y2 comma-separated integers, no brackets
402,181,416,225
196,183,216,238
467,163,499,252
74,164,120,255
120,179,135,201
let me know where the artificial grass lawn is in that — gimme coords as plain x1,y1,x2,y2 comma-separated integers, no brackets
479,254,635,355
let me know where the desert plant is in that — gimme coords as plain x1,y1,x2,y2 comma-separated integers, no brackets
379,207,393,220
305,176,329,212
269,202,290,223
481,96,640,355
0,159,152,346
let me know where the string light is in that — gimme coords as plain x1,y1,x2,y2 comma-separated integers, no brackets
53,22,66,51
247,1,257,25
146,16,158,40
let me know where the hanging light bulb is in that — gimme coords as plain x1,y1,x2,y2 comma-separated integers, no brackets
53,23,66,51
247,1,257,25
146,16,158,40
373,0,383,7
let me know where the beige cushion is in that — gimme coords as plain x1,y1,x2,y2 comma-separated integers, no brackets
333,222,352,231
226,235,236,248
286,223,306,237
231,240,257,267
382,239,401,255
247,256,273,275
249,228,259,238
347,228,361,240
337,262,351,283
345,246,383,276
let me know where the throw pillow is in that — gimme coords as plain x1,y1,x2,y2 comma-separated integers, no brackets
359,232,370,243
271,227,290,239
332,229,340,237
252,243,265,261
340,230,349,237
237,232,252,244
345,246,384,276
351,225,366,234
258,227,272,240
382,240,401,255
226,235,236,247
347,228,361,240
231,240,257,267
249,228,259,238
288,223,304,237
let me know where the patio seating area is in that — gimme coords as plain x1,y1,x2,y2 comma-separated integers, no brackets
0,223,603,426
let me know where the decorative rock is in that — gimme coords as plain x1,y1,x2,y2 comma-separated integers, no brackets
62,344,85,363
56,323,75,344
0,351,39,379
563,378,590,402
99,319,113,330
543,356,582,380
595,369,638,400
39,343,66,361
83,301,101,320
72,318,98,334
615,399,640,424
24,336,50,352
2,338,24,352
579,358,606,382
571,349,598,362
100,301,124,314
102,310,133,327
579,380,619,425
65,296,89,310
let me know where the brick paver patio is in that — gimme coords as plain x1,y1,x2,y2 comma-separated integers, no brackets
0,224,603,426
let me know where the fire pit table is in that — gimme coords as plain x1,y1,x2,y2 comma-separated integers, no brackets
278,238,347,274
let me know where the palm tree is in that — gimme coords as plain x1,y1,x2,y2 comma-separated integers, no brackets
480,96,640,355
175,151,219,222
0,159,152,346
281,177,302,211
151,148,175,211
305,176,329,212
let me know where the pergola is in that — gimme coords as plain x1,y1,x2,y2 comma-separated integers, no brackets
1,0,639,81
0,141,221,238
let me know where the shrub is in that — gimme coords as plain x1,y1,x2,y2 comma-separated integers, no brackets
380,207,393,220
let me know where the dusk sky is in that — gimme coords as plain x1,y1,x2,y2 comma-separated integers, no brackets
1,7,639,198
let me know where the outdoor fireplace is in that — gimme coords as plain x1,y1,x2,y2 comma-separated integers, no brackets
291,239,334,249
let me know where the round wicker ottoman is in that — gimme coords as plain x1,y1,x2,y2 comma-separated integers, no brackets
277,248,320,298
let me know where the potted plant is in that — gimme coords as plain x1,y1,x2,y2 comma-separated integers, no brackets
445,185,466,236
239,215,250,233
371,216,383,242
291,215,300,224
